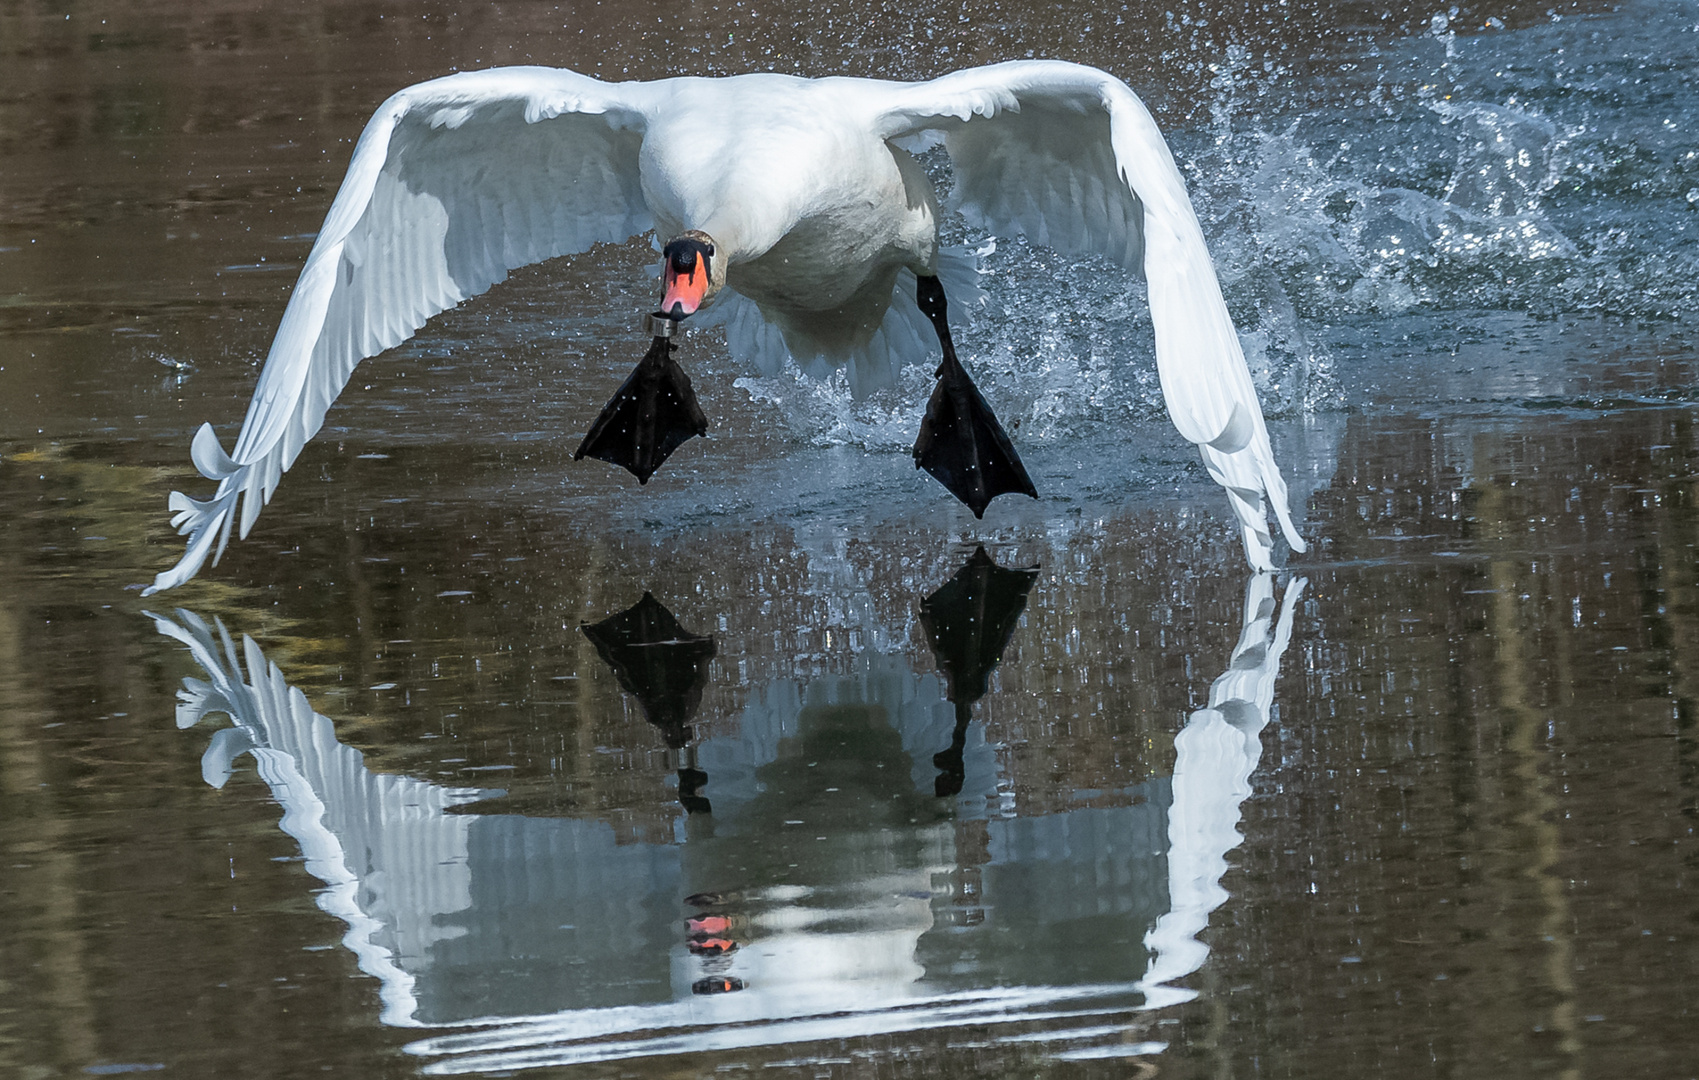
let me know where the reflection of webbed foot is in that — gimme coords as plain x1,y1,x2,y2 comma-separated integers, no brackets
579,592,715,739
913,352,1038,517
921,547,1040,797
574,336,708,483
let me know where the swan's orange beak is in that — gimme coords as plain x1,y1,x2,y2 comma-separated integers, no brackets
662,248,710,317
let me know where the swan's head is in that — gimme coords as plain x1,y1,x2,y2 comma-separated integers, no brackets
661,231,723,318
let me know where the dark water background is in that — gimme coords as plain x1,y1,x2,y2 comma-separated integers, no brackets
3,0,1698,1077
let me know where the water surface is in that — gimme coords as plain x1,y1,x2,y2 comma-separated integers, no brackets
3,1,1697,1077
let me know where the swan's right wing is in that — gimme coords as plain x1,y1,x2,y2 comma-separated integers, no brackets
146,67,659,595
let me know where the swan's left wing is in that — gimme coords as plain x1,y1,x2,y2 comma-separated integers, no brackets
867,61,1305,569
145,68,659,595
1137,573,1305,1006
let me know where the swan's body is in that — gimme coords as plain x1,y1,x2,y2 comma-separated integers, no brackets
645,75,942,347
144,61,1306,595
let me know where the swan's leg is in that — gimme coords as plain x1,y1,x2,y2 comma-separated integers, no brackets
912,275,1038,516
574,334,709,484
678,765,712,816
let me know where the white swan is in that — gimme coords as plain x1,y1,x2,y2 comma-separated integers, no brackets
143,60,1307,596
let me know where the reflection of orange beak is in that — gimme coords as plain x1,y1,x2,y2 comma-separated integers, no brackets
687,915,734,935
687,936,738,956
662,259,709,317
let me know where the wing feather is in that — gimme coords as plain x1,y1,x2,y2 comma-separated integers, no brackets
146,68,656,594
872,60,1306,566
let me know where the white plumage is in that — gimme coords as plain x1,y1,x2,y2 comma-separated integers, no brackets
144,60,1305,595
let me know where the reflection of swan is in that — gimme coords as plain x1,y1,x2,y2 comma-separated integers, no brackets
1136,574,1306,1009
144,61,1306,596
146,572,1300,1071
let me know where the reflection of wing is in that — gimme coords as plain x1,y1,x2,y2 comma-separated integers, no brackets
147,608,492,1025
144,69,657,596
874,61,1305,569
1137,574,1306,1007
150,607,698,1026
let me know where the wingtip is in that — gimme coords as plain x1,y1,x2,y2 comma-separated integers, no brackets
146,488,239,595
1267,480,1308,555
143,548,208,597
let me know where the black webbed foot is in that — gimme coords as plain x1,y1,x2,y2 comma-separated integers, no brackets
913,352,1038,517
911,275,1037,517
574,334,708,484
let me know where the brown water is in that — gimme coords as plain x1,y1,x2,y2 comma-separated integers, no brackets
3,1,1698,1078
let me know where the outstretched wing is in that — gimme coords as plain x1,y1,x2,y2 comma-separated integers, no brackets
146,67,658,595
870,60,1306,569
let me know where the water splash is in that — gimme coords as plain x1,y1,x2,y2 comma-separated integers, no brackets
730,2,1699,448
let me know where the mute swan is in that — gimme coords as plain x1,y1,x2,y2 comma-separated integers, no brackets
143,60,1306,596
